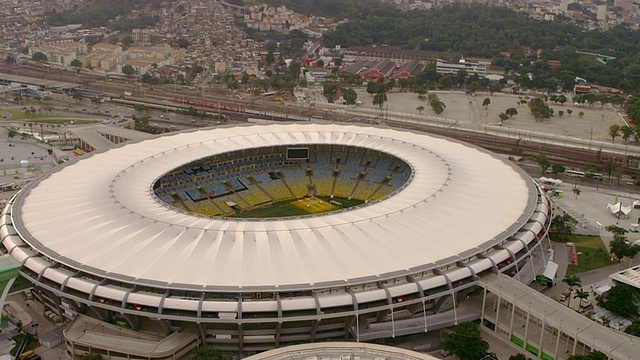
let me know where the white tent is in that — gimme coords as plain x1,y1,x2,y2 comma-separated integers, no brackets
539,260,559,285
607,202,632,217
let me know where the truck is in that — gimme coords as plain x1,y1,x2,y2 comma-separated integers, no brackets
18,350,34,360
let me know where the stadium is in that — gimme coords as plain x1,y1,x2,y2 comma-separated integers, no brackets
0,123,552,357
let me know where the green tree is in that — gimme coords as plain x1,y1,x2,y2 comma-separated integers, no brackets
600,283,639,317
562,275,582,308
192,346,229,360
558,110,564,117
372,92,387,109
535,154,551,173
567,351,607,360
322,82,338,102
78,353,103,360
508,355,528,360
505,107,518,118
265,51,275,66
528,96,553,122
122,35,134,48
122,64,135,76
551,163,566,174
573,288,589,304
550,213,577,235
605,224,628,237
609,124,621,143
624,319,640,337
417,105,424,114
621,125,634,144
316,59,324,68
430,98,446,115
343,88,357,105
567,109,573,116
70,59,82,68
177,37,191,49
72,92,83,103
578,111,584,119
482,97,491,109
288,59,302,80
572,187,581,199
608,235,640,264
415,85,427,100
31,51,47,62
558,95,567,105
498,112,509,125
443,322,489,360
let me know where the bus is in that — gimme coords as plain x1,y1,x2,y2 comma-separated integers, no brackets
587,172,604,181
565,170,603,181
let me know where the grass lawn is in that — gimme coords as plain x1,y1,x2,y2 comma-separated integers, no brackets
237,196,364,218
10,333,39,356
29,119,98,125
104,30,132,43
553,234,615,276
2,109,90,122
9,275,32,294
3,109,62,121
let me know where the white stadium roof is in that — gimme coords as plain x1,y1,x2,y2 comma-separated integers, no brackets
11,123,536,292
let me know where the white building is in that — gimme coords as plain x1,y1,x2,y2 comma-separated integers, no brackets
436,58,487,77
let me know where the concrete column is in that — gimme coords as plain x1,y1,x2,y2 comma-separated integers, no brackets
495,295,502,331
480,287,487,324
508,299,516,338
523,306,531,350
160,319,172,335
275,322,281,346
310,319,319,342
553,325,562,358
198,323,206,343
538,314,546,359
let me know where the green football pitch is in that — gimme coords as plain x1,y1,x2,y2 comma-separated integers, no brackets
237,196,363,218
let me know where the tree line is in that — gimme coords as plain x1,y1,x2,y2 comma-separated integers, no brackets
46,0,162,29
259,1,640,94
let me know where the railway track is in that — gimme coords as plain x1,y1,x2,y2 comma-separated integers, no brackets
2,66,636,174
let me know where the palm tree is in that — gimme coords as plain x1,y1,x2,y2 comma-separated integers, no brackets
573,288,589,310
621,125,635,144
562,275,582,308
572,187,581,199
609,124,621,143
416,105,424,114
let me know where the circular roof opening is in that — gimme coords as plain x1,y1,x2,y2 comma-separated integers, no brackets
152,144,413,219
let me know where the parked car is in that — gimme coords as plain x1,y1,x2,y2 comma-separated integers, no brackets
559,290,569,301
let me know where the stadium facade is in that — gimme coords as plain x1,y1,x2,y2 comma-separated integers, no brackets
0,123,552,355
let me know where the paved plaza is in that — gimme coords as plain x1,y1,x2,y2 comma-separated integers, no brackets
333,90,628,144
